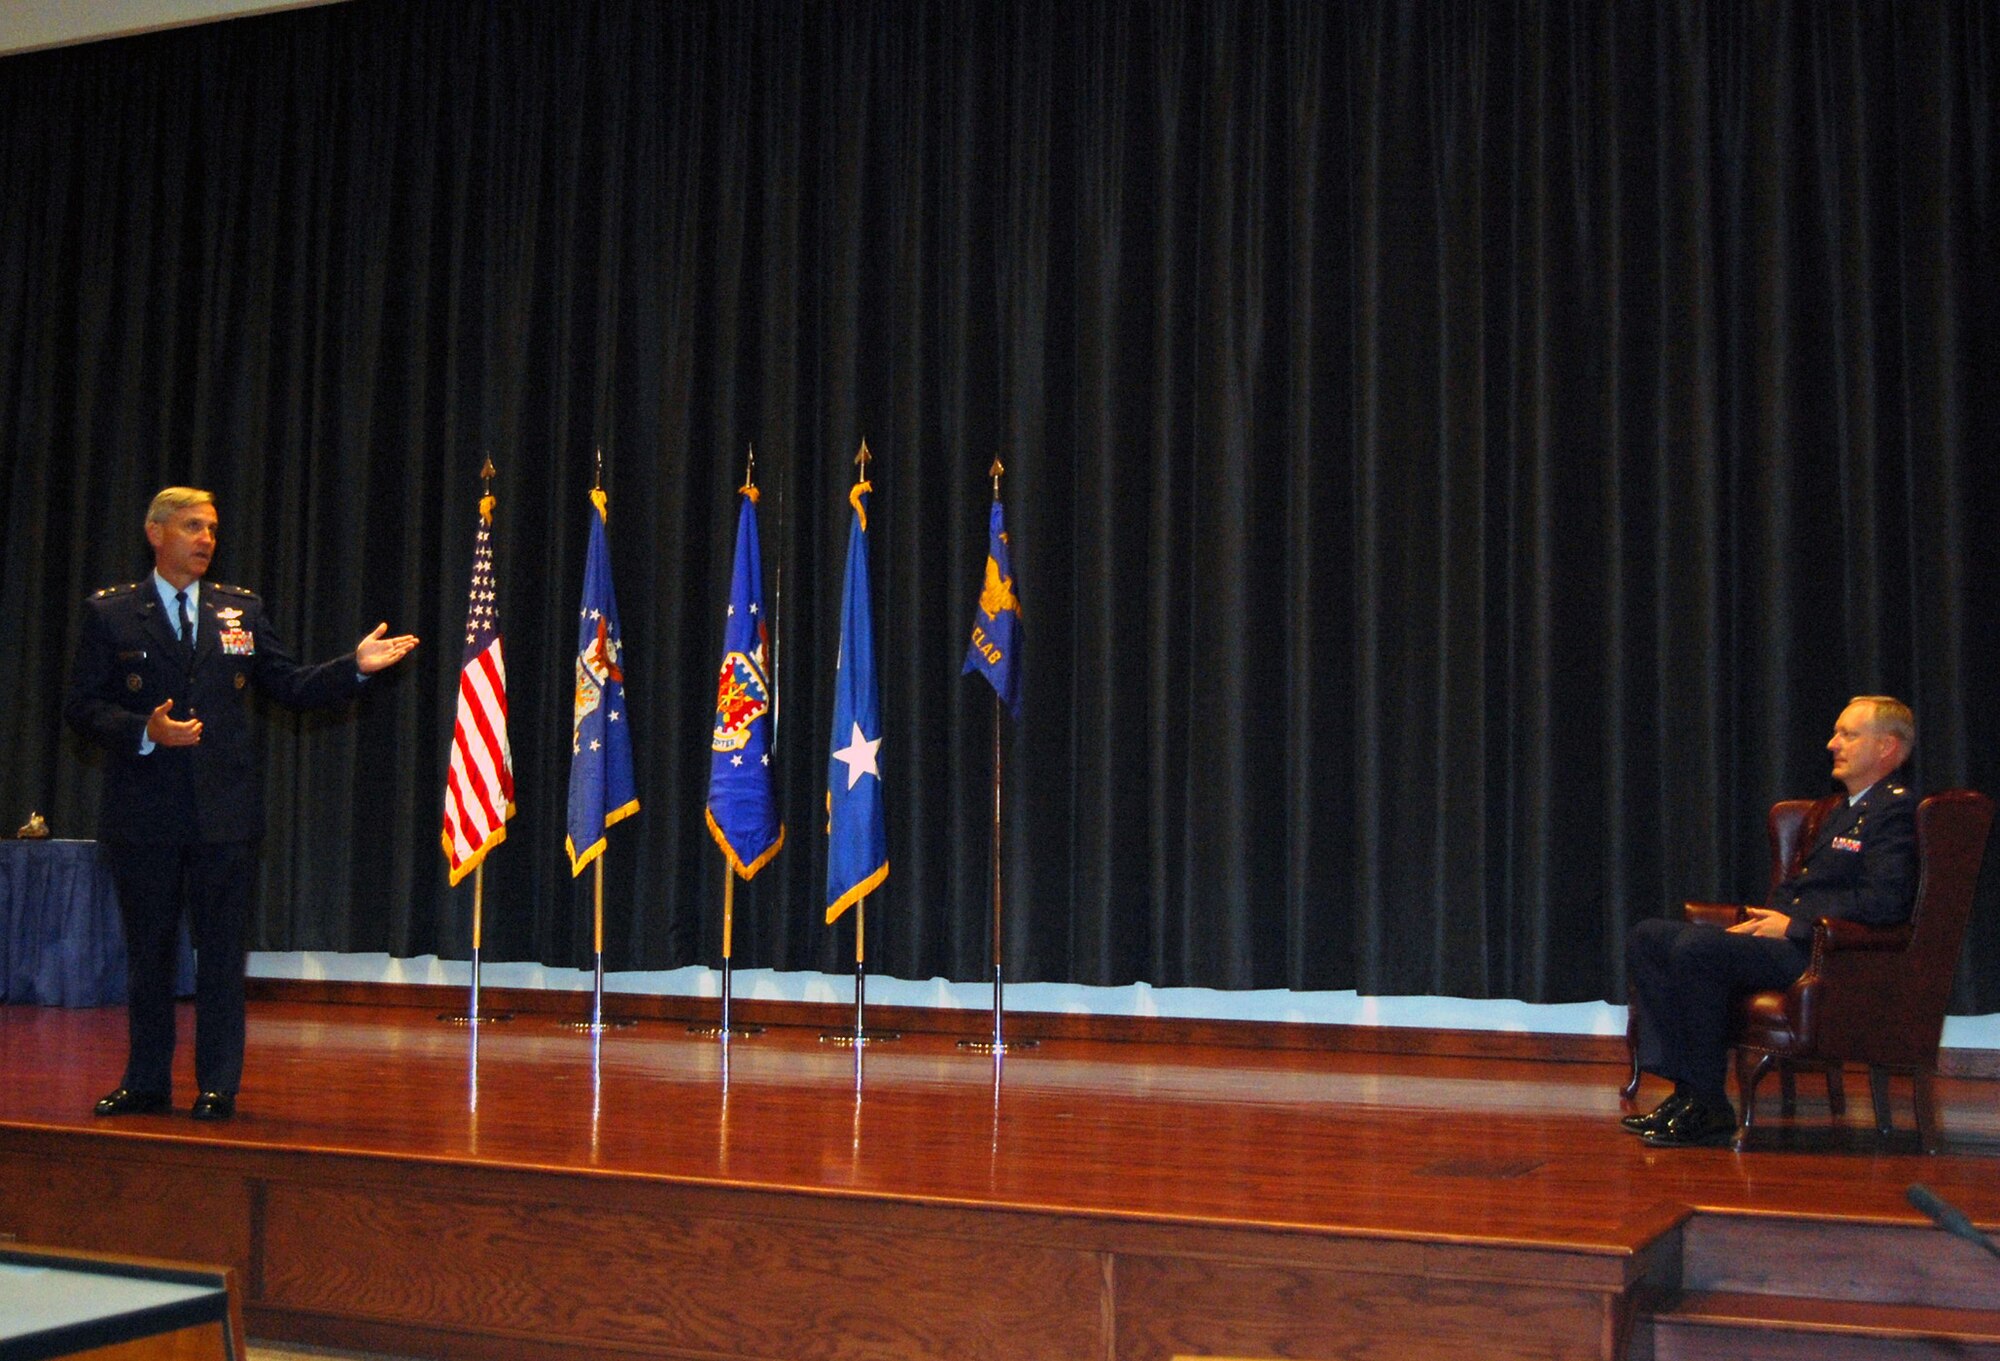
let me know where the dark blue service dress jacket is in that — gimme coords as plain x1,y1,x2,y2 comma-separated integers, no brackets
63,580,366,845
1767,778,1920,940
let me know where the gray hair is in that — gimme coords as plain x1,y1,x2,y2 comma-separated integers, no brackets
145,486,215,527
1849,695,1915,751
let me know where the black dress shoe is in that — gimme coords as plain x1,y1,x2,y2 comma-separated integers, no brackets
94,1087,171,1117
1642,1097,1738,1148
1621,1091,1692,1135
190,1091,236,1121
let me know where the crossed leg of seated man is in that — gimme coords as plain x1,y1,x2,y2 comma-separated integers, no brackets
1624,917,1809,1146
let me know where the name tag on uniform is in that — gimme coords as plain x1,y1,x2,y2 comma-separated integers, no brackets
220,628,255,656
1831,835,1863,853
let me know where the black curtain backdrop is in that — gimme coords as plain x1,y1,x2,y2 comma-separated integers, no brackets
2,0,1995,1007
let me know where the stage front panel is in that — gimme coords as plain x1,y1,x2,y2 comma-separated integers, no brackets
260,1181,1108,1361
0,1147,252,1269
1113,1254,1610,1361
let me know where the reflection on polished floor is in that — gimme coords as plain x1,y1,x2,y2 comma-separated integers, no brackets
3,997,1995,1248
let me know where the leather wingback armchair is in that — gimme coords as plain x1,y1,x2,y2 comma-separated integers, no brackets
1729,789,1994,1152
1625,789,1994,1152
1621,796,1841,1103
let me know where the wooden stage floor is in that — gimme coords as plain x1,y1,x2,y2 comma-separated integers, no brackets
3,999,1997,1360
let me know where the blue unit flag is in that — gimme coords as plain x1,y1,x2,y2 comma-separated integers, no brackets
706,487,784,878
826,477,888,923
962,499,1022,717
566,488,640,875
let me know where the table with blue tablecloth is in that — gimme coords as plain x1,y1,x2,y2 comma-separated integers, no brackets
0,839,193,1007
1,1242,242,1361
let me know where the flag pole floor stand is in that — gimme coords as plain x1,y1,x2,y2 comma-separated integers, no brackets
820,957,896,1044
439,949,516,1022
688,958,763,1037
818,1030,901,1046
556,959,637,1030
956,968,1035,1052
817,972,898,1043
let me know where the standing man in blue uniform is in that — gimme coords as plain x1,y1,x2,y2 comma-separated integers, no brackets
64,487,419,1121
1623,696,1919,1147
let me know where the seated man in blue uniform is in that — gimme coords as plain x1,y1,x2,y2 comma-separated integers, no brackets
1623,695,1918,1147
64,487,419,1121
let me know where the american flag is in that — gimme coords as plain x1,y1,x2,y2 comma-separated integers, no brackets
443,495,514,883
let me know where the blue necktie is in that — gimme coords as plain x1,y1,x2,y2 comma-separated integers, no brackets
176,590,193,649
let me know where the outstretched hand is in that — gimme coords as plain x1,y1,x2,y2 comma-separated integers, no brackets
146,699,202,747
356,622,420,674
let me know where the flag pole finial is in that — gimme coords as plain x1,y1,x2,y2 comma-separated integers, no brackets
741,445,758,501
989,456,1004,501
479,453,497,524
593,446,604,492
849,442,873,528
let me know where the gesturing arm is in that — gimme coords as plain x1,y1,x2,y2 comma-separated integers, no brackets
356,622,420,674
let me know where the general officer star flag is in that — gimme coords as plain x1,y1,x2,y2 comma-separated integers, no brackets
825,472,887,924
566,487,639,874
962,499,1022,717
706,485,783,878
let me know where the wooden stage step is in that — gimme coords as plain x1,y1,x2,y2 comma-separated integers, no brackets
1632,1210,2000,1360
1638,1291,2000,1360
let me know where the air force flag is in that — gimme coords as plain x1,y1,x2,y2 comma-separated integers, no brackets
706,487,783,878
566,488,639,875
962,499,1022,717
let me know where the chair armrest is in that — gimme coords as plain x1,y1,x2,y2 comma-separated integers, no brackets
1682,901,1749,927
1811,918,1911,954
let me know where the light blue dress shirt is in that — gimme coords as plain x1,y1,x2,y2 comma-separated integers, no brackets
137,573,199,756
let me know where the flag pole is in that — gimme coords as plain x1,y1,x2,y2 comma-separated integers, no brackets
755,443,777,1038
441,453,513,1025
592,858,605,1029
822,440,895,1047
563,854,631,1029
770,444,783,742
472,456,494,1023
443,863,512,1023
962,457,1032,1053
823,891,897,1044
694,446,769,1039
691,863,763,1036
723,870,734,1036
591,451,606,1033
565,794,641,1025
562,448,634,1032
989,695,1003,1040
956,696,1008,1048
471,864,486,1022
